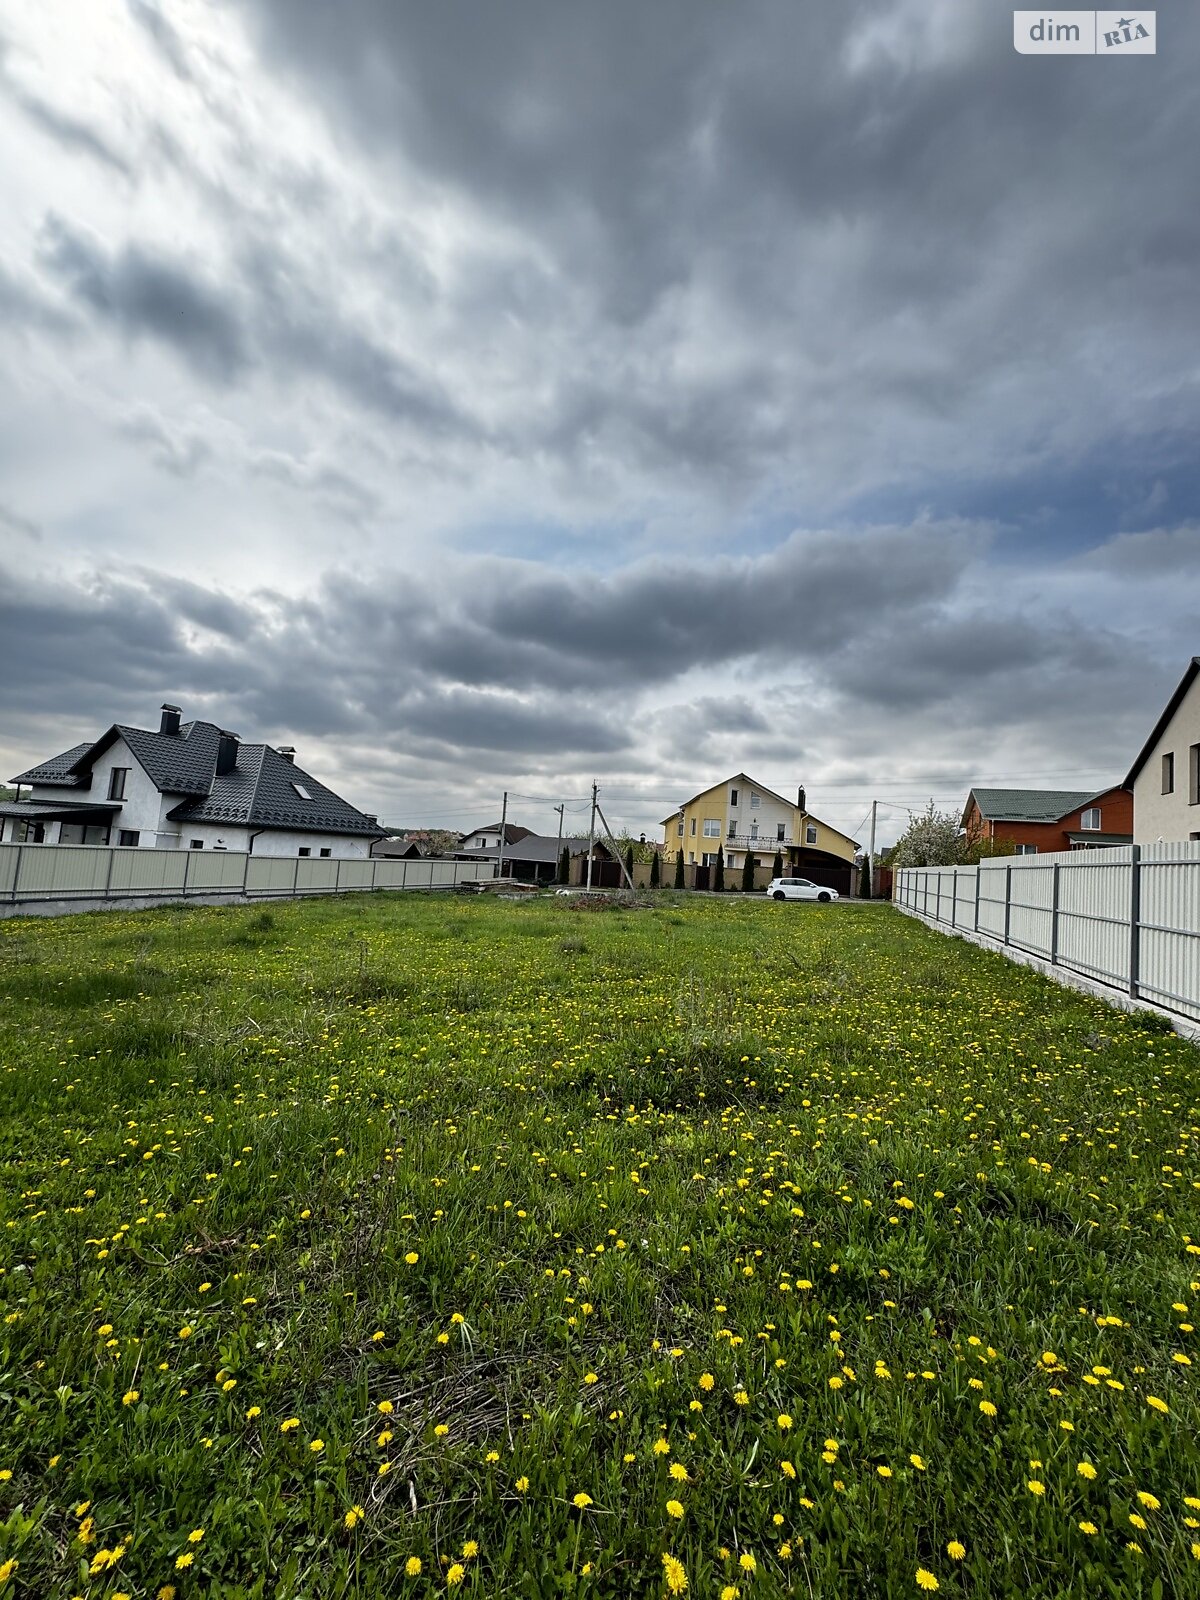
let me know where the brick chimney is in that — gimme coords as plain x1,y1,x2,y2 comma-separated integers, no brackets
797,786,807,813
216,730,240,776
160,703,181,736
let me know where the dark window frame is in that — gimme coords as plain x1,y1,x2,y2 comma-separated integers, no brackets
108,767,129,800
1163,751,1175,794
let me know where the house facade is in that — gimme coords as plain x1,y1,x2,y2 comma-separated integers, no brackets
2,704,382,858
1124,656,1200,843
660,775,858,892
459,822,533,851
961,787,1133,854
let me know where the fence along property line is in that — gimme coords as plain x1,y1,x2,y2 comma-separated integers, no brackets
0,842,496,909
894,843,1200,1031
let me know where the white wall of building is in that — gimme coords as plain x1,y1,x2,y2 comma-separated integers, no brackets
1133,673,1200,843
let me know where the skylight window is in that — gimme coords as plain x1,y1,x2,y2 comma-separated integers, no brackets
292,782,312,800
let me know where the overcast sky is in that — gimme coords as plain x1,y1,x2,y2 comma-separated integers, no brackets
2,1,1198,844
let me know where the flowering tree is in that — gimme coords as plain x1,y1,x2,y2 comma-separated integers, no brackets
888,801,965,867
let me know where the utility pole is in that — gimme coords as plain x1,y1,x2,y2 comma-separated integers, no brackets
867,799,877,899
586,781,597,890
595,798,636,893
554,803,564,843
497,790,508,882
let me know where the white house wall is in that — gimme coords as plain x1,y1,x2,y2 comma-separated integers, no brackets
1134,673,1200,843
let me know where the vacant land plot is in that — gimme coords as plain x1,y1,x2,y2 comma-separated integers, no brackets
0,894,1197,1599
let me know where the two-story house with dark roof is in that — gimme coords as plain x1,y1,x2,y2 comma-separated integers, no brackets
961,786,1133,854
1,704,382,858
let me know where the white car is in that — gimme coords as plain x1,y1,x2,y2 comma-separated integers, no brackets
766,877,838,903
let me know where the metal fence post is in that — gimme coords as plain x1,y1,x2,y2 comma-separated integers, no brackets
183,848,192,896
974,868,981,932
242,851,251,897
950,868,957,930
293,856,301,899
1003,864,1012,945
1129,844,1142,998
12,845,24,902
1050,861,1060,966
104,846,116,898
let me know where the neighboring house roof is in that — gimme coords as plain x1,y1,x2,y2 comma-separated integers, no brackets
964,788,1098,825
660,772,796,825
462,822,534,844
461,834,611,865
10,743,96,787
169,743,379,837
1124,657,1200,787
0,799,122,821
13,715,379,839
372,838,426,858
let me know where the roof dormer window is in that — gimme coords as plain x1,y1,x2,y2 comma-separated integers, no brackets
292,782,312,800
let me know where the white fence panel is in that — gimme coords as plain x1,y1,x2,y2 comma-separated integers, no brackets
1008,857,1056,959
336,860,376,892
0,848,17,897
12,844,111,897
186,852,248,891
245,857,299,895
110,848,189,896
896,844,1200,1028
295,858,340,894
1138,844,1200,1021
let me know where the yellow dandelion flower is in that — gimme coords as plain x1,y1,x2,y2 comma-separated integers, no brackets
916,1569,939,1592
662,1552,688,1594
777,1413,793,1429
1147,1396,1169,1414
1077,1462,1097,1480
378,1400,394,1415
947,1541,965,1560
516,1476,529,1492
739,1553,757,1573
310,1439,325,1454
122,1389,139,1406
1079,1521,1098,1535
669,1462,689,1482
404,1252,419,1265
573,1493,593,1509
1136,1492,1160,1511
462,1540,478,1558
1028,1480,1045,1496
175,1553,194,1571
280,1417,300,1433
406,1557,422,1576
699,1373,715,1391
979,1400,997,1417
666,1499,685,1519
446,1562,465,1586
910,1454,926,1471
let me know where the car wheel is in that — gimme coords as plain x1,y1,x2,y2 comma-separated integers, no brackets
818,891,831,903
772,890,786,901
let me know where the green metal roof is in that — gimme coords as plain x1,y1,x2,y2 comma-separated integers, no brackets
967,788,1095,823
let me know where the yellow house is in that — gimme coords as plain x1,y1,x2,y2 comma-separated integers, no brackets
660,774,859,893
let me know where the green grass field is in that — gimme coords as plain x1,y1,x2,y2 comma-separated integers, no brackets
0,892,1197,1599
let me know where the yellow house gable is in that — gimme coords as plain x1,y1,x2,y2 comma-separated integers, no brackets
660,773,858,864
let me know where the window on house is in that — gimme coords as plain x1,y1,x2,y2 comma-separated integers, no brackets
690,818,697,835
292,783,312,800
298,846,311,857
677,821,683,836
1080,807,1101,830
1015,843,1038,855
108,768,128,800
1163,752,1175,793
750,821,758,838
806,823,818,844
117,829,139,847
688,851,695,863
730,787,738,807
703,818,720,837
750,792,760,808
727,820,737,837
189,839,203,850
1190,744,1200,806
16,820,46,843
319,847,332,858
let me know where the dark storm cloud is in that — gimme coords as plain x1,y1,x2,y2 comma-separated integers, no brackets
39,217,249,381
